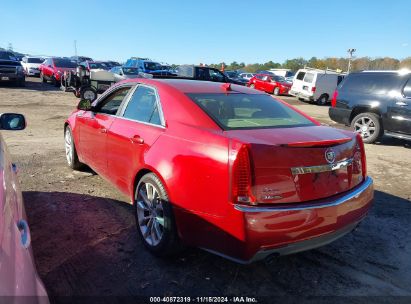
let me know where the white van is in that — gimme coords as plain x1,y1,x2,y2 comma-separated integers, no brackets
289,67,346,105
268,68,294,78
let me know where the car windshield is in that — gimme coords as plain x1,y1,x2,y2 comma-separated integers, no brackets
144,62,162,71
123,67,140,75
0,52,15,60
188,93,314,130
272,76,286,82
225,71,238,78
89,62,106,69
27,58,43,63
54,59,77,68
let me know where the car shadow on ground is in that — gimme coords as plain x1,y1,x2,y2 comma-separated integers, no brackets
0,78,62,92
23,190,411,302
374,136,411,148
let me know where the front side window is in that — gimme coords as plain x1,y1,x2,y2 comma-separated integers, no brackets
188,93,314,130
122,86,162,125
209,69,226,82
403,78,411,98
95,86,132,115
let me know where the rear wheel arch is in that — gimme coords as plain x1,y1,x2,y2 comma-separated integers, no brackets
349,106,382,124
132,167,171,203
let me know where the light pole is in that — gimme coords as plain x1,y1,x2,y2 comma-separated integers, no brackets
347,48,356,73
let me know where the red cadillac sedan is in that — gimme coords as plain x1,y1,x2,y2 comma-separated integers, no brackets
248,74,291,95
64,79,373,263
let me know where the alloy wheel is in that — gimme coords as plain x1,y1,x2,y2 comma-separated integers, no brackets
136,182,165,246
65,128,73,165
353,116,376,139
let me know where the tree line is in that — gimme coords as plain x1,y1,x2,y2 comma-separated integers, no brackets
208,57,411,73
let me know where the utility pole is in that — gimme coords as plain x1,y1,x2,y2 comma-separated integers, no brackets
74,40,77,56
7,43,13,51
347,48,356,73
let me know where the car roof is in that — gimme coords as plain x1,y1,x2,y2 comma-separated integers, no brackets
122,78,263,94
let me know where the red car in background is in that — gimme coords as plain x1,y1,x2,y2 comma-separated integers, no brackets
248,74,291,95
39,57,77,86
64,79,373,263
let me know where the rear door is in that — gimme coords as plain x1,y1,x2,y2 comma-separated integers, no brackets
386,77,411,135
77,85,133,175
291,70,306,93
107,84,165,195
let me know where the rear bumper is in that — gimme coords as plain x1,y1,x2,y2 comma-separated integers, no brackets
289,90,314,101
234,176,374,263
329,107,351,125
0,73,25,82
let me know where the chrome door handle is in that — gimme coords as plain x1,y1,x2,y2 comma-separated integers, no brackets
17,219,31,249
100,128,107,133
396,101,408,106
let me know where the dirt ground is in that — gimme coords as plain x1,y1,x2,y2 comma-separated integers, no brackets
1,78,411,302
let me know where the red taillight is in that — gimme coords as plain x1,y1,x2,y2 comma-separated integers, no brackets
331,90,338,107
232,145,255,205
355,134,367,179
311,87,316,92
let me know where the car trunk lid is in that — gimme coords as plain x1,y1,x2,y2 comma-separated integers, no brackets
227,126,364,204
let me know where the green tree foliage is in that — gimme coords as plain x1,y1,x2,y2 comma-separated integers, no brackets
206,56,409,73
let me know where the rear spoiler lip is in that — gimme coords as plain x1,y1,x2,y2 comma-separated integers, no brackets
281,137,353,148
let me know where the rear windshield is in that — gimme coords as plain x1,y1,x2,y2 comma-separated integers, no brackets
123,67,140,75
187,93,314,130
54,59,77,68
340,73,402,94
27,58,43,63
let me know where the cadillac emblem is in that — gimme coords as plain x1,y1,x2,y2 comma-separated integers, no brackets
325,148,336,164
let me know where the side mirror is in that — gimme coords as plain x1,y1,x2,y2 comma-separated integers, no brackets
77,99,93,111
0,113,26,131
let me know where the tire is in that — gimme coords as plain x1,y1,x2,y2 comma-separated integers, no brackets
316,94,329,106
351,112,383,144
249,84,255,89
64,126,83,170
273,87,280,96
298,97,305,102
40,72,47,83
80,87,97,101
134,173,181,256
52,76,60,87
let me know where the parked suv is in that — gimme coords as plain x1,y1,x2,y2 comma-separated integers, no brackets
0,51,25,86
39,57,77,86
329,70,411,143
124,57,174,75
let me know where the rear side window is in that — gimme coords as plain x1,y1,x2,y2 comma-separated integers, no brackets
296,72,305,80
187,93,314,130
403,78,411,98
340,73,401,94
303,73,315,83
122,86,162,125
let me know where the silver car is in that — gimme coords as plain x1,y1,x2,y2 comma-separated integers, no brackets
109,66,152,82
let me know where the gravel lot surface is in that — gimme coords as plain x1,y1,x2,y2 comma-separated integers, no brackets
1,78,410,302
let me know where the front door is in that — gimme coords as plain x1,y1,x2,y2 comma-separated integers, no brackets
77,86,133,175
387,77,411,135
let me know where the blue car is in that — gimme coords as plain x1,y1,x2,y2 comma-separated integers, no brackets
124,57,174,76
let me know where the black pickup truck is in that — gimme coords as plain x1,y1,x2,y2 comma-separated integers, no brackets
0,51,25,86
